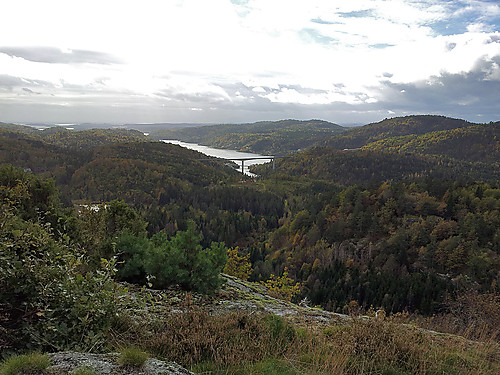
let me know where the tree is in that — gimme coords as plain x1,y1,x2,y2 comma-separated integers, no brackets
262,267,301,302
224,247,252,280
116,221,228,293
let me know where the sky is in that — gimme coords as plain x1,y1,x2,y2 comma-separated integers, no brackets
1,0,499,126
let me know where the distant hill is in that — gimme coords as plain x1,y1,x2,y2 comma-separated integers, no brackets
254,148,500,185
362,122,500,163
38,127,149,149
0,129,239,205
0,125,149,149
0,121,41,136
321,115,476,150
150,119,346,155
68,142,237,205
281,116,500,181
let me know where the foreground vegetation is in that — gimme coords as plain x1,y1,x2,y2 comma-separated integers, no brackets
117,308,499,375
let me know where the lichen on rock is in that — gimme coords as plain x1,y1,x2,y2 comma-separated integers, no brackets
48,352,195,375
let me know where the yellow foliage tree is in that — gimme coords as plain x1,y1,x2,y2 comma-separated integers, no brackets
262,267,301,302
223,247,252,281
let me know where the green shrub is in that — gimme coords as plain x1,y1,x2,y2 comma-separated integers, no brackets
118,348,148,367
261,268,301,302
0,353,50,375
0,167,120,352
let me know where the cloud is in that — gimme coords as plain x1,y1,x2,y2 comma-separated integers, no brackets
22,87,41,95
373,55,500,119
0,74,55,91
0,0,499,125
0,47,121,65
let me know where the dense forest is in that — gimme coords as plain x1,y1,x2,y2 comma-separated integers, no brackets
1,115,499,364
251,177,499,313
320,115,478,150
150,119,346,155
362,122,500,163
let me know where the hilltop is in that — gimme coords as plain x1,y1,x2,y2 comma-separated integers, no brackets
254,115,499,184
362,121,500,163
321,115,477,150
0,123,149,149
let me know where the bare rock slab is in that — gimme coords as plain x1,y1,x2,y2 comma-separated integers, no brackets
48,352,195,375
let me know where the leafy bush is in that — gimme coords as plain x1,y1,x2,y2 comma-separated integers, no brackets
0,353,50,375
0,166,119,352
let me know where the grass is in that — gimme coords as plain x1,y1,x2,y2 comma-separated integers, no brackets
0,353,50,375
118,347,148,367
111,309,500,375
193,358,301,375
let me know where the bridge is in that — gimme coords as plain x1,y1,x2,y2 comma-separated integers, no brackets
199,156,276,174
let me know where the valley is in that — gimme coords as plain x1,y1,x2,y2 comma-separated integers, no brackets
1,115,499,374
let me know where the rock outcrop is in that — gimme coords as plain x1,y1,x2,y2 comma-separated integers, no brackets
48,352,195,375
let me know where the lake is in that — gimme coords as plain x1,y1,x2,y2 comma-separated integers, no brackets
161,140,273,176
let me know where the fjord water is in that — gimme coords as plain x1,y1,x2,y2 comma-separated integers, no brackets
161,140,272,175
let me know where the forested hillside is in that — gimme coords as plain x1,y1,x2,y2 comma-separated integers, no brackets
255,148,500,185
362,122,500,162
251,177,499,314
245,115,500,316
321,115,476,150
150,119,346,155
253,115,499,185
0,124,149,149
0,122,41,135
0,128,285,245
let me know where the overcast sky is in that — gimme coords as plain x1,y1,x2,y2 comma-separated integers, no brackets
1,0,499,125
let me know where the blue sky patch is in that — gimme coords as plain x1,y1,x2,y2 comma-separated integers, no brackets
338,9,375,19
300,28,337,45
370,43,395,49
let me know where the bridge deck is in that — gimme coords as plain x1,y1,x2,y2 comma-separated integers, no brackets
198,156,275,161
198,155,277,174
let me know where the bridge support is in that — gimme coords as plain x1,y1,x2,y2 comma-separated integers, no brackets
241,160,245,174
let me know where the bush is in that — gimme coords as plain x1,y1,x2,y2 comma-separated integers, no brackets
0,167,120,352
0,353,50,375
115,232,152,284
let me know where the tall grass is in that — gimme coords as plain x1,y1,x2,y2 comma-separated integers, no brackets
111,308,499,374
